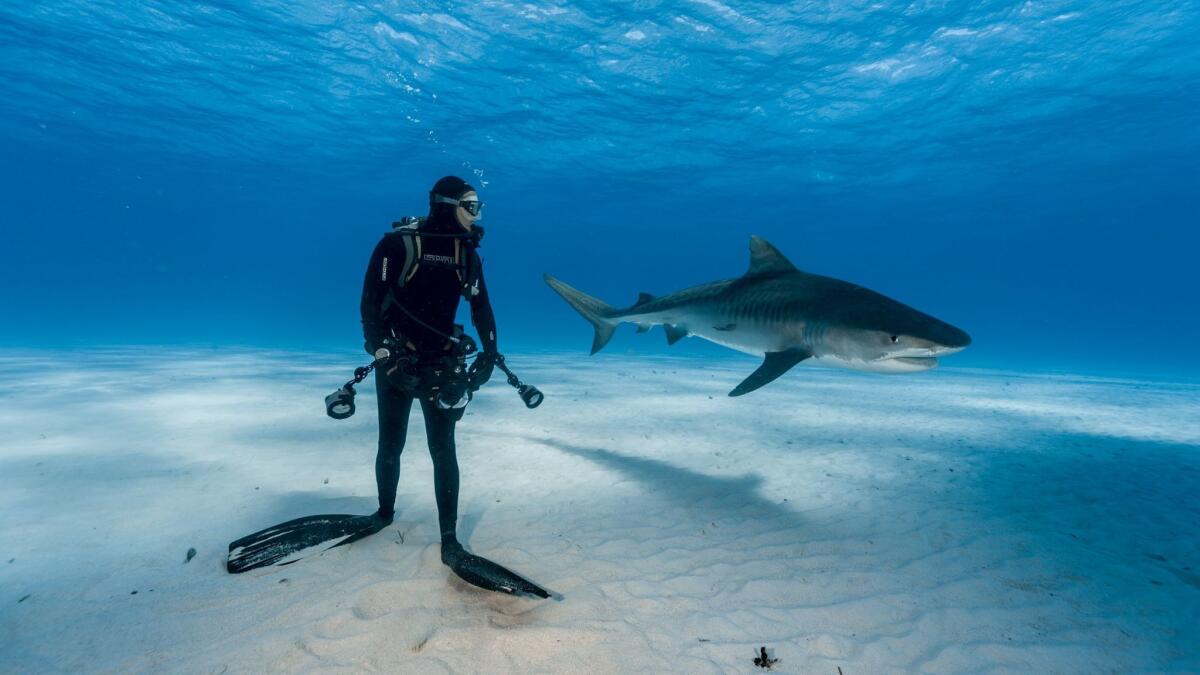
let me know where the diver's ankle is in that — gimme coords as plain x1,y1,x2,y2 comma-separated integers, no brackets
440,537,464,566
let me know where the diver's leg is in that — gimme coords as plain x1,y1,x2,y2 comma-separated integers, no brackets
375,370,415,520
418,398,462,555
415,400,550,597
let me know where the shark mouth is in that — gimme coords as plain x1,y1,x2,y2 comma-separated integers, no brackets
890,357,938,367
870,356,939,373
833,355,940,374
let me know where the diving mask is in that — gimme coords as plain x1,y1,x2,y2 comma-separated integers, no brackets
432,194,484,218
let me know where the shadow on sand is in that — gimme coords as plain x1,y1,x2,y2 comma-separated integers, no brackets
530,437,807,534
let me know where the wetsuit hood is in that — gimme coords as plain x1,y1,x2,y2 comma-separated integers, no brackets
427,175,476,233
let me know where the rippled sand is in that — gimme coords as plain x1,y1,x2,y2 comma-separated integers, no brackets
1,350,1196,673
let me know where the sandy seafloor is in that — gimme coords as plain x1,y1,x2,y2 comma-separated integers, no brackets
0,349,1197,674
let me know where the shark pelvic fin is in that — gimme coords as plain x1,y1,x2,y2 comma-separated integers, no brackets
746,236,798,277
544,274,619,355
729,348,812,396
664,324,689,345
635,324,652,333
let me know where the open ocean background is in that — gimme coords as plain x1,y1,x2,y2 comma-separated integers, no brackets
1,0,1198,377
3,4,1200,672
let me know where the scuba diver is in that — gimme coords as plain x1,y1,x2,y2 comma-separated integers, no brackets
225,176,548,599
358,175,496,568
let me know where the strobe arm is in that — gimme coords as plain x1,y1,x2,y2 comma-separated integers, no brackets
325,358,385,420
494,355,544,409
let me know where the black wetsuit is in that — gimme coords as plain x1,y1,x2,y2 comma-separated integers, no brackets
359,211,496,544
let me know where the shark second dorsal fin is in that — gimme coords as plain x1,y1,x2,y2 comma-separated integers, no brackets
746,236,798,277
634,292,655,307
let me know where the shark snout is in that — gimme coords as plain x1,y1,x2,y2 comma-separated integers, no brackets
921,321,971,355
939,325,972,352
887,325,971,360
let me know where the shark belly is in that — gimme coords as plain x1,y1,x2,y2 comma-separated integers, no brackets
629,306,796,357
691,323,781,357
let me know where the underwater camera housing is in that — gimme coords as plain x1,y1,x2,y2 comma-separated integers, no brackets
325,343,542,419
434,374,471,410
431,333,476,411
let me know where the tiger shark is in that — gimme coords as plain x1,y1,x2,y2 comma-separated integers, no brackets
544,236,971,396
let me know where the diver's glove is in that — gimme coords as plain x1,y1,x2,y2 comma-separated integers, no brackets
468,351,498,390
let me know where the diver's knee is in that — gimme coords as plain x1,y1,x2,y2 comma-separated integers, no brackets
376,435,407,454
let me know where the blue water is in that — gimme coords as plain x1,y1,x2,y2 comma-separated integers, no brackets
1,1,1197,377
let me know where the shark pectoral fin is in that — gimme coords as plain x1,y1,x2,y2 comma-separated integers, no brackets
664,324,688,345
729,349,812,397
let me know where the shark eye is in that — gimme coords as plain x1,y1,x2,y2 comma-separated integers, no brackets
889,335,899,343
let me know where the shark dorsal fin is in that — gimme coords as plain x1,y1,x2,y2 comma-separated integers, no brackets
746,236,797,277
635,292,655,307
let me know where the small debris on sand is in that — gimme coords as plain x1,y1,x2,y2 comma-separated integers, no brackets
753,646,778,669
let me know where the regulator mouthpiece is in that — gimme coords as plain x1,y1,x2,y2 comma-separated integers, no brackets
517,384,543,409
326,385,357,420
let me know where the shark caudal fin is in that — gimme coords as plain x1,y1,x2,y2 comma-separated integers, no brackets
544,274,619,354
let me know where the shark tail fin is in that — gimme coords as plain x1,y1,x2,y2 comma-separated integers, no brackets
544,274,619,355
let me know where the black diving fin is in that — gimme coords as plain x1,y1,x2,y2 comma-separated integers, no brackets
227,512,392,574
443,542,550,599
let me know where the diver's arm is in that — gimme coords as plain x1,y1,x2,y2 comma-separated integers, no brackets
467,266,499,389
360,237,391,354
469,258,498,355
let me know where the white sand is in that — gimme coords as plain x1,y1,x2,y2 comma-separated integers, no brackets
0,349,1197,673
